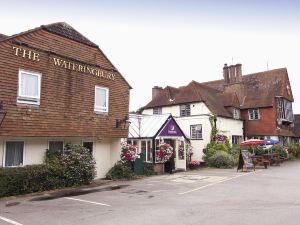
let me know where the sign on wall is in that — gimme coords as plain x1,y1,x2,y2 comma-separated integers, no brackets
159,118,184,137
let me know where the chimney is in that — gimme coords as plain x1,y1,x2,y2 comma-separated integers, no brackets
152,86,163,99
236,63,242,82
223,64,229,84
229,65,236,83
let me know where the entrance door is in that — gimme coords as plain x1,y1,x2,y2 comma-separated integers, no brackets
164,139,176,172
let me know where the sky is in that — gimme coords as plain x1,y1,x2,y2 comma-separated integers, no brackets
1,0,300,113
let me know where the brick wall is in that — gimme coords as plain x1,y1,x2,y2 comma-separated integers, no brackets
0,29,130,138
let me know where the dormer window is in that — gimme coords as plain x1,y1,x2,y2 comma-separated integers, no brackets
248,108,260,120
153,107,162,115
180,104,191,117
233,108,241,119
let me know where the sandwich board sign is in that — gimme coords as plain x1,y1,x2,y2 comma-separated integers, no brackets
237,150,254,171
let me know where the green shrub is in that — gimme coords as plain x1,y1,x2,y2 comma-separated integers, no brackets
229,144,240,164
203,143,229,162
106,161,135,180
0,144,96,198
144,163,155,176
207,151,235,168
253,147,268,156
290,143,300,158
271,145,288,158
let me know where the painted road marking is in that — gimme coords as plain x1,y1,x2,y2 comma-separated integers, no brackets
0,216,23,225
178,171,261,195
64,197,111,207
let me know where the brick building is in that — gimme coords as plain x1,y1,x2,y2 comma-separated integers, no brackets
142,64,294,161
0,22,131,178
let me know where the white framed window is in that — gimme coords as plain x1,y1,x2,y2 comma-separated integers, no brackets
94,86,109,113
232,135,242,145
248,108,260,120
190,124,202,140
153,107,162,115
48,141,64,154
4,141,24,167
233,108,241,119
17,69,41,105
141,140,152,162
82,141,94,155
180,104,191,117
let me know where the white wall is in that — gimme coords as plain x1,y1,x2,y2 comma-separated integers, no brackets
175,115,211,161
217,117,244,145
143,102,211,117
0,137,122,179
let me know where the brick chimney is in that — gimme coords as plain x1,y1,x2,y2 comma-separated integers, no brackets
229,65,236,83
152,86,163,99
223,64,229,84
236,63,242,82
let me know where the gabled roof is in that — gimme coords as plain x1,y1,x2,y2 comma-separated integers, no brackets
143,81,232,118
293,115,300,138
0,22,132,89
129,114,172,138
0,33,8,41
128,113,189,139
202,68,293,108
41,22,98,47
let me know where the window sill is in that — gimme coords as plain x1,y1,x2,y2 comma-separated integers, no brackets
191,138,203,140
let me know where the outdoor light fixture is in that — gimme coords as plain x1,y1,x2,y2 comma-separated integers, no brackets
0,101,7,127
116,115,131,129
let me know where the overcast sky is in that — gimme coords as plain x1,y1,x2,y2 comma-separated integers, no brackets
1,0,300,113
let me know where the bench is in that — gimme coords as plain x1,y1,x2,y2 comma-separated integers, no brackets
251,156,269,169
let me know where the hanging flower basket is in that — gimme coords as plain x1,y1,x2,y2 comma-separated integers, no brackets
156,142,174,162
120,142,138,162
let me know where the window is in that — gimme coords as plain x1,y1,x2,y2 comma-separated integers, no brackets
48,141,64,154
141,140,152,162
277,97,293,122
190,124,202,140
248,108,260,120
94,86,109,113
232,135,242,145
17,70,41,105
83,141,94,155
180,104,191,117
5,141,24,167
153,107,162,115
233,108,241,119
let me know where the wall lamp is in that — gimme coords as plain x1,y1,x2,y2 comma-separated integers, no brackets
0,101,7,127
116,115,131,129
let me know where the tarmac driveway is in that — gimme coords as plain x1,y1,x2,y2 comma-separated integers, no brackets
1,161,300,225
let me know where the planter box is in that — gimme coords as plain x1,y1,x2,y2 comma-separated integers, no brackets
153,163,165,174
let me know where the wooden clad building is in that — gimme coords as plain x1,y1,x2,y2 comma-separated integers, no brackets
0,22,131,178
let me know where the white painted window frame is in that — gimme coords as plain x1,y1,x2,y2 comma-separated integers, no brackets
94,86,109,113
3,140,25,167
17,69,42,105
48,140,64,153
248,108,260,120
190,124,203,140
82,140,95,157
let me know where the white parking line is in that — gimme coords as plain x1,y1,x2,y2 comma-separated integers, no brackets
64,197,111,206
0,216,23,225
178,171,260,195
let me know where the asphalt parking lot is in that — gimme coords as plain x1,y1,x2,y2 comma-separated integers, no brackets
1,160,300,225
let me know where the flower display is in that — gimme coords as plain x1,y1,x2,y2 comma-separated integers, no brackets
215,134,227,143
178,143,185,160
120,142,138,162
156,142,174,162
188,160,201,166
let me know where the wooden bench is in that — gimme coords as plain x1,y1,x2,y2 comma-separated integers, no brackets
251,156,269,169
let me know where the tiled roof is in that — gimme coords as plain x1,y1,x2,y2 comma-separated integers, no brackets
144,81,232,118
293,114,300,138
0,33,8,41
202,68,293,108
41,22,98,47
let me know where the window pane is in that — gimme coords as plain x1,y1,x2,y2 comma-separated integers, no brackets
147,140,152,162
83,142,93,154
49,141,64,153
5,142,24,167
141,141,146,161
21,72,39,97
95,88,107,108
191,124,202,139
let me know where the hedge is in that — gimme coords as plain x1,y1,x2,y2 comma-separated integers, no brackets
0,144,96,198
